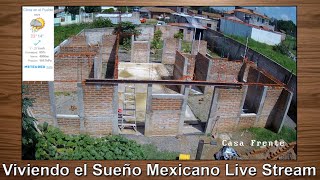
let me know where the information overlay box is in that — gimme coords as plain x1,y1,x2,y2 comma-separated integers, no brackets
22,6,54,81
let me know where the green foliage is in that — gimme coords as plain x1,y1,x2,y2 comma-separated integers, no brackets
103,8,115,13
113,21,141,44
64,6,80,15
248,126,297,143
181,40,191,53
151,30,163,49
84,6,101,13
229,35,296,74
273,43,288,55
122,37,131,51
22,85,40,159
92,18,113,28
174,31,184,40
276,20,296,37
36,127,146,160
35,126,178,160
115,6,133,13
140,144,178,160
54,20,113,47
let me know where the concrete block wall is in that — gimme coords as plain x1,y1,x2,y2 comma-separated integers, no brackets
101,35,117,78
131,41,150,63
54,55,95,92
191,40,207,55
162,38,181,64
82,84,117,136
22,81,56,126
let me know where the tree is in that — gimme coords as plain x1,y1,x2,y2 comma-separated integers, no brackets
151,30,163,49
64,6,80,15
84,6,102,13
22,85,40,159
113,21,141,44
103,8,115,13
276,20,297,37
115,6,134,13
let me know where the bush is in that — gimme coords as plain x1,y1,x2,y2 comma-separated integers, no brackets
151,30,163,49
273,43,288,55
102,8,115,13
174,31,184,40
92,18,113,28
122,37,131,51
22,85,40,159
35,126,178,160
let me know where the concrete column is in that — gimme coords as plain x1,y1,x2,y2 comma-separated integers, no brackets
205,87,220,134
147,40,151,63
77,83,85,133
178,85,190,135
255,86,268,125
48,81,58,127
144,84,153,136
236,85,248,126
161,39,166,64
180,56,189,94
275,90,293,133
204,59,213,94
178,38,182,51
112,84,119,135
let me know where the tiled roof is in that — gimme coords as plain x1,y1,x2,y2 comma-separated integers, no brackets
141,7,175,14
224,8,270,20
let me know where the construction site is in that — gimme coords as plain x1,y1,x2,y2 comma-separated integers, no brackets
23,24,295,160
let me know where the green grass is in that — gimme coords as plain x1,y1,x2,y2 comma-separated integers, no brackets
228,35,297,74
283,35,297,56
141,144,179,160
54,23,92,47
248,126,297,143
181,40,191,53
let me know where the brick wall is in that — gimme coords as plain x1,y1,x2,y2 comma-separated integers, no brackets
57,117,80,135
212,88,245,132
238,116,256,129
256,87,282,127
209,59,242,82
173,52,186,80
82,84,115,136
194,53,210,81
191,40,207,55
54,55,95,92
60,46,98,53
148,97,183,136
156,26,193,41
162,38,180,64
23,81,55,125
131,41,150,63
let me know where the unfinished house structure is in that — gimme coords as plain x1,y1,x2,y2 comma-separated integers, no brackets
23,26,293,137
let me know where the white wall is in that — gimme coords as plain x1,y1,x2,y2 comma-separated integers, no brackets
251,28,282,45
220,19,252,38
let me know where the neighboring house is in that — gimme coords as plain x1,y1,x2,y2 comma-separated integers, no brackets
224,7,274,31
140,7,175,20
220,7,286,45
95,12,141,24
220,17,285,45
54,6,94,26
168,6,188,14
